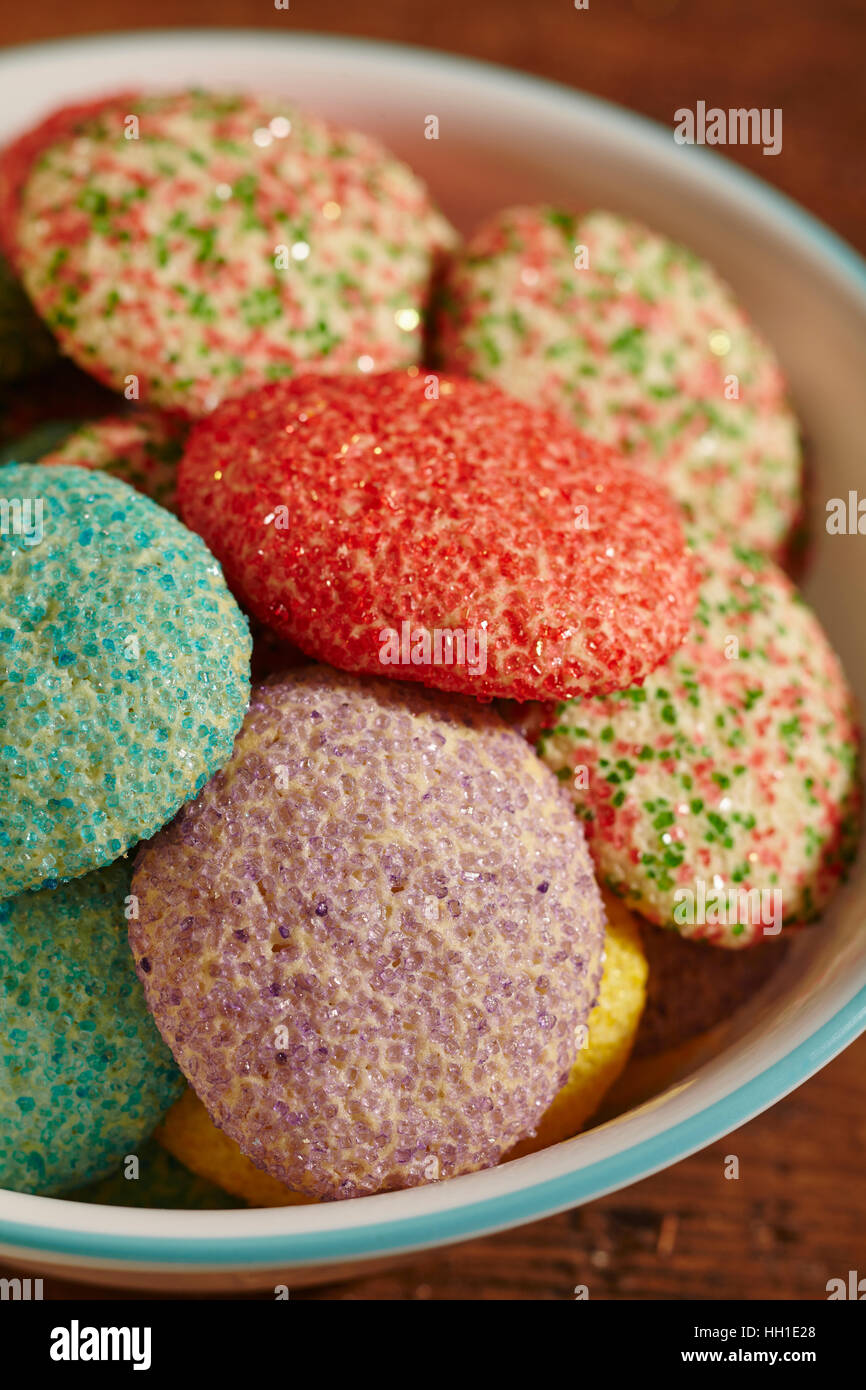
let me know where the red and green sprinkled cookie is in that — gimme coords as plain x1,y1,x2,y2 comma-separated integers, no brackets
7,90,455,416
38,410,188,511
177,370,699,703
536,536,860,946
436,207,803,562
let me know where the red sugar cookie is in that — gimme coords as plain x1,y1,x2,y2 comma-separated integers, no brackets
177,371,699,702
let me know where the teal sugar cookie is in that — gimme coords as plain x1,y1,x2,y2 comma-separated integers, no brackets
0,251,56,381
69,1138,242,1209
0,462,251,899
0,862,184,1195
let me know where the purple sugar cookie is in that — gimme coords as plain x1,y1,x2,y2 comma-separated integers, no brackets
130,667,605,1200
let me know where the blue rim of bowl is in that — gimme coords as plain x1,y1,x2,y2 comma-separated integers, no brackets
2,991,865,1265
0,30,865,1268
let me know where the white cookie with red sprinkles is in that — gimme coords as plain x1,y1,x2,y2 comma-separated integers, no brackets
536,537,860,946
436,206,803,562
12,90,455,416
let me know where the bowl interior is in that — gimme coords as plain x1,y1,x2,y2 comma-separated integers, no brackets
0,30,864,1267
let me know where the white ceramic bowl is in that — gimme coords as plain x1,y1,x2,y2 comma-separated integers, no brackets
1,29,864,1294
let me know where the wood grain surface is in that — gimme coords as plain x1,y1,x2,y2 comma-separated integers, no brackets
0,0,863,1300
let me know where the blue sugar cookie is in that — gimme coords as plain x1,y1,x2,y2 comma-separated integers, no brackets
0,861,184,1194
0,462,251,898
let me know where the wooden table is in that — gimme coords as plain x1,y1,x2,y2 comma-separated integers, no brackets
1,0,863,1300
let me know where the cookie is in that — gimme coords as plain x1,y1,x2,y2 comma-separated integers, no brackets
508,891,647,1156
177,371,698,702
39,411,188,511
436,207,803,560
130,667,606,1200
537,538,860,944
156,1090,312,1208
0,861,183,1194
0,462,251,898
10,90,454,415
0,93,136,265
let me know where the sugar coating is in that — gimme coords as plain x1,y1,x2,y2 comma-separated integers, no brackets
130,666,606,1200
12,90,455,415
39,411,188,511
537,537,860,944
0,462,251,899
507,890,647,1156
436,207,803,561
0,251,56,381
0,93,133,265
0,861,184,1194
157,1089,313,1207
634,923,788,1058
178,371,698,702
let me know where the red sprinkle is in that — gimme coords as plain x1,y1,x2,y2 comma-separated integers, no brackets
0,92,137,264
